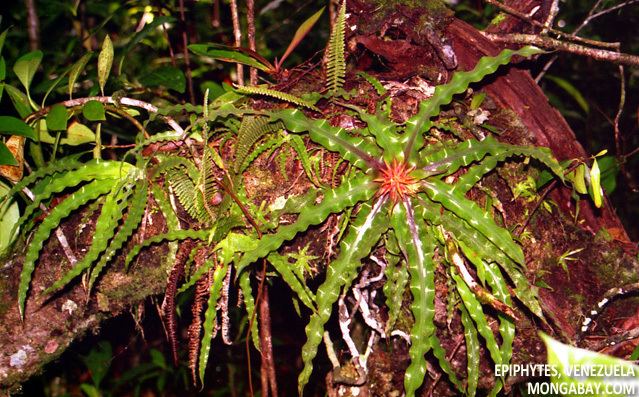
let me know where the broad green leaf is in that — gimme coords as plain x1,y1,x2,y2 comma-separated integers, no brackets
13,50,43,100
598,155,619,194
0,29,8,55
0,116,36,139
278,7,324,68
83,100,106,121
589,158,603,208
573,163,587,194
64,122,96,145
98,35,113,95
5,84,32,118
0,181,20,254
541,333,639,397
0,56,5,81
67,52,92,99
189,43,274,72
139,66,186,93
0,142,17,166
46,104,68,131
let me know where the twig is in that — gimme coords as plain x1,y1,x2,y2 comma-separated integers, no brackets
485,0,618,49
541,0,560,35
247,0,258,85
482,32,639,67
574,0,639,36
536,0,638,80
25,96,184,136
220,264,233,345
614,65,625,160
178,0,196,104
229,0,244,85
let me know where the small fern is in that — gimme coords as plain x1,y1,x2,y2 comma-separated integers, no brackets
236,85,320,112
233,116,283,173
325,0,346,95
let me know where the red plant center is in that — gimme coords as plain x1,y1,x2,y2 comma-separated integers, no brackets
374,159,419,203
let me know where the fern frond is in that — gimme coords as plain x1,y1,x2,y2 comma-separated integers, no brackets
383,251,408,333
124,228,211,269
403,46,544,163
14,161,134,236
236,85,320,112
268,252,316,311
391,200,436,397
3,156,83,206
298,197,389,395
198,260,229,384
459,303,480,397
357,71,387,96
88,177,149,290
44,179,137,296
236,174,376,274
288,135,320,185
18,179,116,317
168,167,209,222
234,116,283,173
430,333,463,392
453,271,503,366
325,0,346,95
238,135,286,174
272,109,383,172
238,269,261,351
422,179,524,265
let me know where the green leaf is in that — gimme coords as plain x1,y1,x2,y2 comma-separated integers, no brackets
83,100,106,121
573,163,588,194
68,52,92,99
278,7,324,68
392,201,437,397
4,84,32,118
423,179,525,265
325,2,345,94
0,29,8,56
13,50,43,100
0,181,20,255
598,155,619,194
0,142,17,166
298,198,389,395
98,35,113,95
18,179,116,317
236,175,376,274
46,104,69,131
541,332,639,397
459,304,480,397
139,66,186,93
403,46,544,163
0,116,36,139
189,43,274,72
589,158,603,208
65,122,96,145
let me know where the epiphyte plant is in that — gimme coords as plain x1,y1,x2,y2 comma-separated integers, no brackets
232,45,567,396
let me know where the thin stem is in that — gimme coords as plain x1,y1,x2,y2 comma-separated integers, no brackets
482,32,639,67
247,0,258,85
25,96,184,136
230,0,244,85
178,0,196,104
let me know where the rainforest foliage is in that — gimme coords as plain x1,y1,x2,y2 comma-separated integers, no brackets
0,0,637,395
